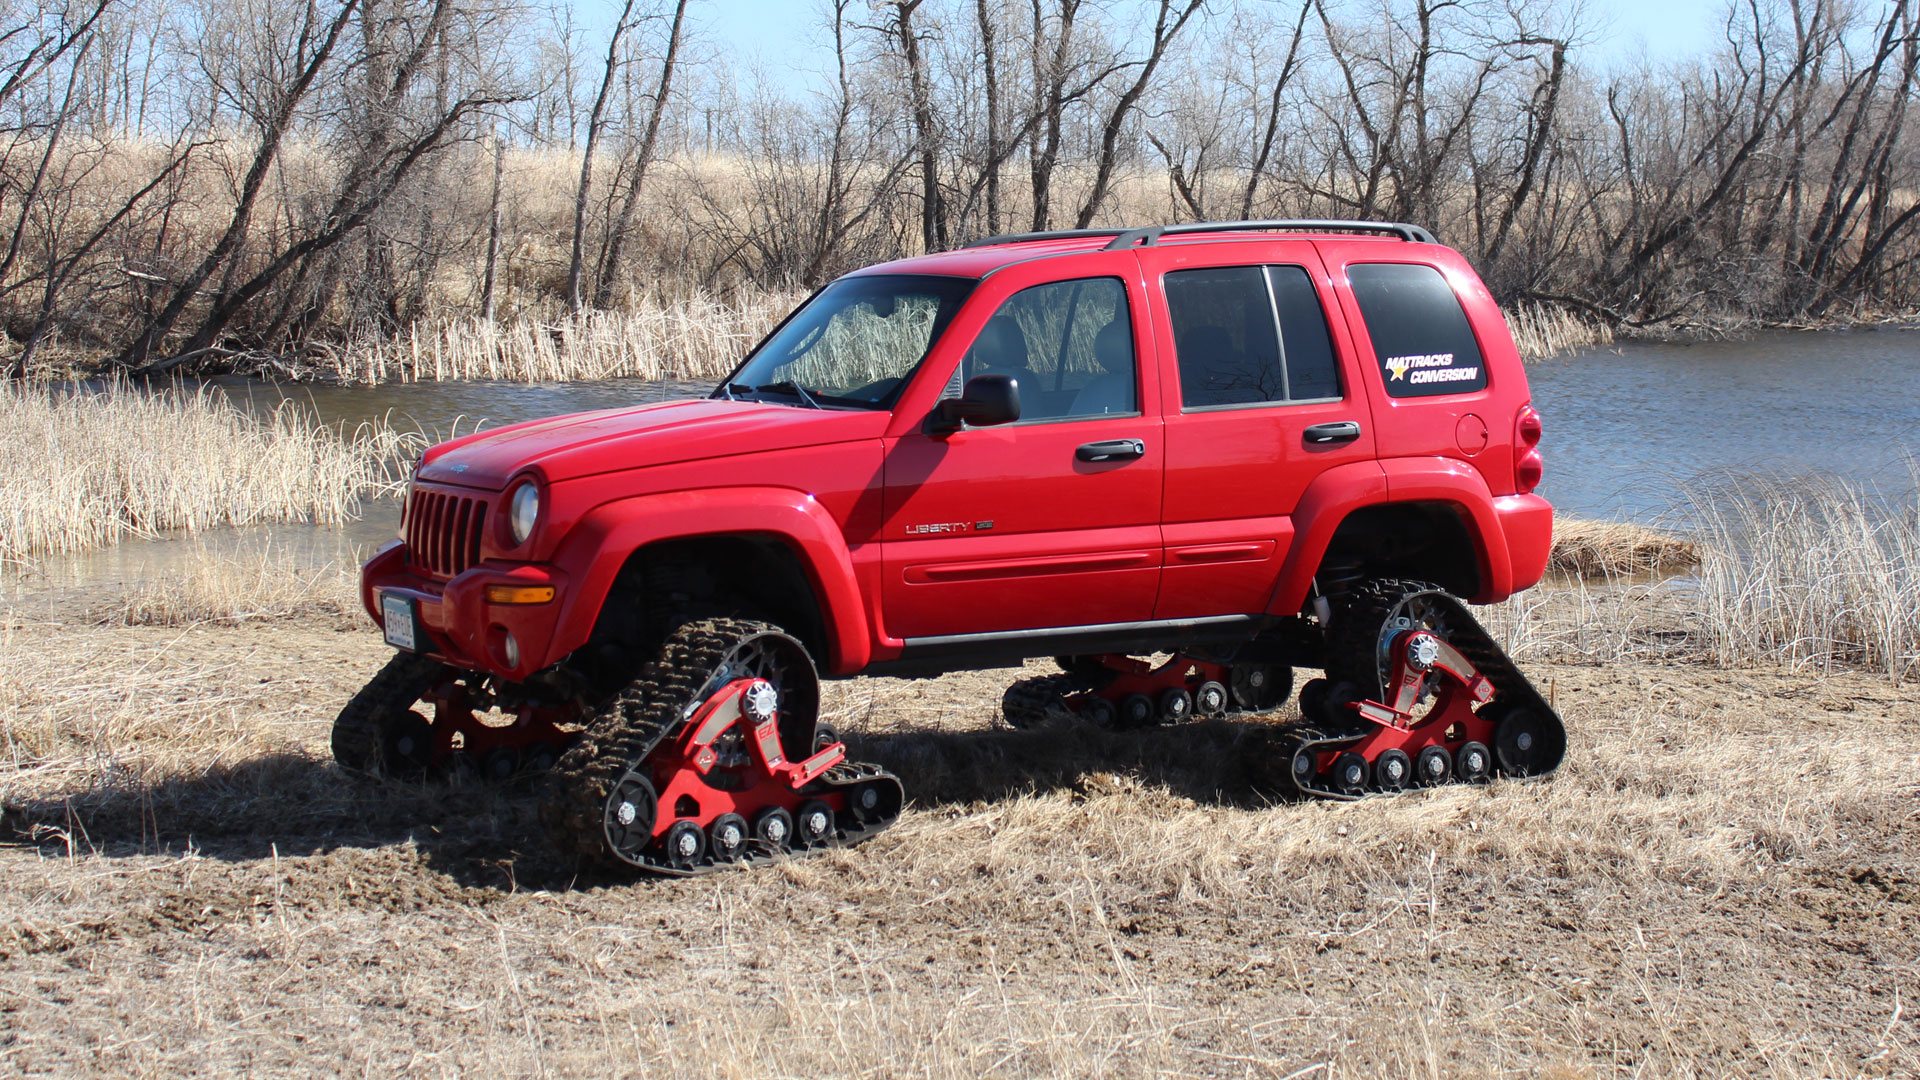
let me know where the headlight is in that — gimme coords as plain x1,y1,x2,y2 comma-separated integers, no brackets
508,481,541,546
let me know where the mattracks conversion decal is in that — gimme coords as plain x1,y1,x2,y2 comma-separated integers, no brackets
1384,352,1481,387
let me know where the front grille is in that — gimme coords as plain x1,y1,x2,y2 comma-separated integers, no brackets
404,486,488,578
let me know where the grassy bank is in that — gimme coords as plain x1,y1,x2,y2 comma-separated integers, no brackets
0,381,415,566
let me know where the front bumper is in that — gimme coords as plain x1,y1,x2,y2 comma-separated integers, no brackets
361,541,571,681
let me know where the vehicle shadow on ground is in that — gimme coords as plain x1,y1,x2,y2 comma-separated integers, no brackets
0,715,1296,892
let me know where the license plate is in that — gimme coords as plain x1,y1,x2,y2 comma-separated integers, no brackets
381,592,418,652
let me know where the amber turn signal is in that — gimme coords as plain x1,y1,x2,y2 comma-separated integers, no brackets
484,584,556,605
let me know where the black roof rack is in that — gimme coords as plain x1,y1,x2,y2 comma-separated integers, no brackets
958,219,1437,252
1103,219,1437,249
961,227,1133,249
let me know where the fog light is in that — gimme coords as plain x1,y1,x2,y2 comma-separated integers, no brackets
501,630,520,669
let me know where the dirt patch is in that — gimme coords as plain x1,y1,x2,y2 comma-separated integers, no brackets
2,614,1917,1077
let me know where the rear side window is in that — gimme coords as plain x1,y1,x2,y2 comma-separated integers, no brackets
1347,263,1486,397
1165,265,1342,409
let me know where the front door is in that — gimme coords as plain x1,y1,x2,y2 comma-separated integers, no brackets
880,270,1164,641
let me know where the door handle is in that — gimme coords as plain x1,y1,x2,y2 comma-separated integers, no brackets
1076,438,1146,462
1303,421,1362,445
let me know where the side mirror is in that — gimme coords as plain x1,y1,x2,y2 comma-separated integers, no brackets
930,373,1021,433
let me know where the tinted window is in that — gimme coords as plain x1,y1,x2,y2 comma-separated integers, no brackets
1165,267,1284,407
1166,265,1341,408
1269,266,1341,400
1347,263,1486,398
963,277,1135,420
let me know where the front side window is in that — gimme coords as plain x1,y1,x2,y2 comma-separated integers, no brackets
727,274,975,408
1165,264,1342,409
961,277,1136,421
1347,263,1487,398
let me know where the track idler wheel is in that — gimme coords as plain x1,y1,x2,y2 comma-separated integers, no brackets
1230,662,1292,711
1492,706,1566,776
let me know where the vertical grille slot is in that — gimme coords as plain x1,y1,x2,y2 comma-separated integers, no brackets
403,486,490,579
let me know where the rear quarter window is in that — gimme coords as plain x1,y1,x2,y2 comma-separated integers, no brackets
1347,263,1486,398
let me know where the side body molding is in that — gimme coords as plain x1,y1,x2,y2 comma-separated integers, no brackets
541,487,871,675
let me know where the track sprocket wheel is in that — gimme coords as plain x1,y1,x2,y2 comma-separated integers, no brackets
1327,578,1457,702
331,652,445,778
540,618,820,871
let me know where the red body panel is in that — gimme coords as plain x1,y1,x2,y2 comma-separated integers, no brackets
362,229,1554,683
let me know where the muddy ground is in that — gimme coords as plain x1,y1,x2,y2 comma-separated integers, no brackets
1,610,1917,1078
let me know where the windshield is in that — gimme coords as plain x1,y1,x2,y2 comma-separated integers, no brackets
722,274,975,408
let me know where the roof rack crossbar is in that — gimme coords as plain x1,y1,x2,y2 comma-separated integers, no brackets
1101,219,1437,250
961,228,1132,249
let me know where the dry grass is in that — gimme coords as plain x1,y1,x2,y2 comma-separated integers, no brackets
1548,516,1699,578
1504,301,1614,360
0,380,416,565
102,545,362,629
319,289,804,385
1691,473,1920,682
0,615,1915,1078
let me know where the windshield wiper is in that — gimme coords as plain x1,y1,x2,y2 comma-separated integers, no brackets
720,382,755,400
753,381,824,409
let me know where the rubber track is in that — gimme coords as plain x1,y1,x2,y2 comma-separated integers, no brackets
539,617,902,876
331,652,444,777
1267,578,1565,799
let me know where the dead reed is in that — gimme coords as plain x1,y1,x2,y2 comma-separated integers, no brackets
321,289,804,385
0,380,417,565
1690,472,1920,681
1503,301,1613,360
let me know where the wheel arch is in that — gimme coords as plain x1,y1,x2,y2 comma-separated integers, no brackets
541,487,870,677
1269,457,1513,613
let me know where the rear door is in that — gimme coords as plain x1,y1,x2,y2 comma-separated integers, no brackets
1138,241,1378,619
879,255,1164,641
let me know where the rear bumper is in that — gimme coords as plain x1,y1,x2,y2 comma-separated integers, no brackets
1493,493,1553,594
360,541,570,681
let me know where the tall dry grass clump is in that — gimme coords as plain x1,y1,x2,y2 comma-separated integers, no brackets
324,288,803,385
1549,517,1698,578
0,381,416,565
1504,301,1613,360
1691,474,1920,681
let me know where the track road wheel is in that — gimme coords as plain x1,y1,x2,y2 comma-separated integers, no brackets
753,806,794,851
1084,697,1119,729
1118,693,1156,729
1330,751,1369,796
1455,740,1493,783
707,814,750,861
541,618,822,871
524,741,563,774
1415,744,1452,788
794,799,835,848
1194,680,1229,718
1373,748,1412,792
1329,578,1457,702
663,820,706,869
481,746,520,783
1158,687,1194,724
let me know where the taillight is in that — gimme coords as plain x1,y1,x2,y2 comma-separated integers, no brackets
1514,405,1544,493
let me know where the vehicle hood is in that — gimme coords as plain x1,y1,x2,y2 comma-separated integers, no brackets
416,398,888,488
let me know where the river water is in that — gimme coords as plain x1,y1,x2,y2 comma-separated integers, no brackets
13,327,1920,593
